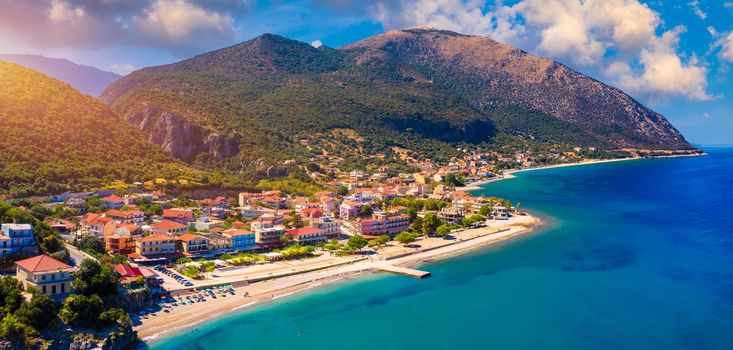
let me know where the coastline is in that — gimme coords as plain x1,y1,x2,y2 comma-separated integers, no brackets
457,153,704,191
138,215,540,343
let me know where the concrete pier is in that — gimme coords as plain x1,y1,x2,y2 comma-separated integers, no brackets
377,265,431,278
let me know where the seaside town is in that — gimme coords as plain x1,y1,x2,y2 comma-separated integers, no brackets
0,147,565,347
0,141,705,348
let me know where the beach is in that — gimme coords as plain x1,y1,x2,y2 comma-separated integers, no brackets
138,214,538,341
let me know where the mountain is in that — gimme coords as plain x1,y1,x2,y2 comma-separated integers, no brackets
0,60,179,197
0,53,120,96
101,28,694,169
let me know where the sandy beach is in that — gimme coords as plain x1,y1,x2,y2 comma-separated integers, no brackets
138,214,539,342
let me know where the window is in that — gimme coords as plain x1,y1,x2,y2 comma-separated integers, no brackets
42,286,46,294
42,275,46,281
52,285,56,294
61,283,65,293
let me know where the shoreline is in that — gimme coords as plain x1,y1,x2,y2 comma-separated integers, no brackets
457,153,704,191
138,215,540,343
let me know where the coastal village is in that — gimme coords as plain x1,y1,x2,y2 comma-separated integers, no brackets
0,148,560,346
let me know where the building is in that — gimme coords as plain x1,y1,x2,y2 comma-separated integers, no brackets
162,209,195,224
105,209,145,226
300,208,324,219
0,223,38,256
438,206,467,224
310,217,341,239
189,217,223,231
114,264,159,287
84,214,115,237
355,212,410,238
285,227,327,244
106,235,135,255
134,233,176,256
339,201,366,220
176,234,210,255
223,230,257,251
101,195,125,209
15,255,74,299
151,220,188,235
201,233,232,252
251,222,285,248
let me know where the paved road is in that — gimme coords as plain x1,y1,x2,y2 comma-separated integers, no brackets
64,242,97,267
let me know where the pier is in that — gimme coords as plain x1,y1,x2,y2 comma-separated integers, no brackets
376,265,431,278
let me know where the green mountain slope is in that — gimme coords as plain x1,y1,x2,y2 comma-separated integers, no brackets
101,28,694,170
0,60,180,197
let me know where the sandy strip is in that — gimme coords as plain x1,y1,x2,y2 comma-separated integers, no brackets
137,216,539,342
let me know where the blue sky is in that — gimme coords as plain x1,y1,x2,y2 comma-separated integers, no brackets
0,0,731,145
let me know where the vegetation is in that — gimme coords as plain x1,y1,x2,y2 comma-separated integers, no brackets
347,235,369,251
0,61,187,197
394,231,419,245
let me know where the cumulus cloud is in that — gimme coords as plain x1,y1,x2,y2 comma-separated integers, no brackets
318,0,710,101
607,27,711,101
310,40,324,48
0,0,243,55
133,0,236,54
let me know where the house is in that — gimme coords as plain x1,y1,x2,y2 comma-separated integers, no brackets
151,220,188,235
300,208,324,219
176,234,210,255
134,233,176,256
0,223,38,255
285,227,327,244
200,233,232,252
189,217,223,231
438,205,467,223
84,214,116,237
319,197,339,213
310,217,341,239
105,209,145,226
114,264,159,287
238,192,265,207
223,230,257,251
102,195,125,209
106,235,135,255
15,255,74,299
162,209,195,224
355,212,410,238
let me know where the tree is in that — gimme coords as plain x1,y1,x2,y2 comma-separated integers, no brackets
394,231,418,245
60,294,104,328
14,291,56,331
292,213,304,228
421,212,442,235
336,186,349,197
479,205,491,216
359,205,373,218
347,235,368,251
72,259,118,298
443,173,465,188
0,276,24,315
436,225,451,237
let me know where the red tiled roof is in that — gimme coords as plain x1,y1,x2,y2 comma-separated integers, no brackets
285,227,325,236
102,195,124,202
16,255,72,273
137,233,174,242
163,209,192,218
114,264,142,277
178,233,205,242
151,220,187,230
224,229,253,237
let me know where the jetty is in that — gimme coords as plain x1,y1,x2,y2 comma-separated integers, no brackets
376,265,431,278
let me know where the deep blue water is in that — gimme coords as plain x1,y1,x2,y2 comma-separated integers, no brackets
152,148,733,350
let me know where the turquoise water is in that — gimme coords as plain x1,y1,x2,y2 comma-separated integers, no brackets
152,148,733,350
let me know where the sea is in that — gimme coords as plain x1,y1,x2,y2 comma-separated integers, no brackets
151,147,733,350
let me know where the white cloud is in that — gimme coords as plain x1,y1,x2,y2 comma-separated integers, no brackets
726,2,733,9
109,63,136,75
48,0,85,23
310,39,323,48
688,0,707,20
134,0,235,51
606,27,711,101
719,32,733,62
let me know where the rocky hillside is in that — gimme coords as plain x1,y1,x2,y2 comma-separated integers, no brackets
0,60,180,197
101,28,694,168
0,54,120,96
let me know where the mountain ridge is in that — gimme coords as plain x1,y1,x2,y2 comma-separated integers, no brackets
0,53,120,96
101,28,694,169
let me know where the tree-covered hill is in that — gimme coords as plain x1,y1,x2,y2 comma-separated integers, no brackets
0,61,182,197
101,28,694,171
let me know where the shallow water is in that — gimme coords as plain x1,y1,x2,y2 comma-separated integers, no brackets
152,148,733,350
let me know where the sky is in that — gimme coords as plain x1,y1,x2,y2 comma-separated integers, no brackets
0,0,731,145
